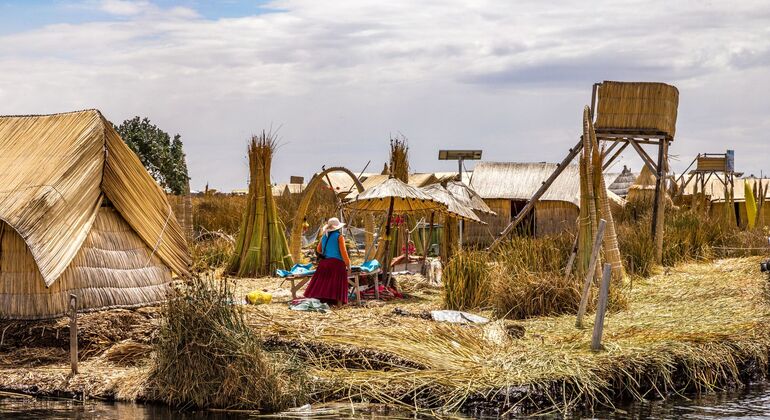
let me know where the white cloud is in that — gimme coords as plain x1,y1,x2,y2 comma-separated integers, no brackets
0,0,769,190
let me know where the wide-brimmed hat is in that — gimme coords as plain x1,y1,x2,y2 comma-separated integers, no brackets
322,217,345,232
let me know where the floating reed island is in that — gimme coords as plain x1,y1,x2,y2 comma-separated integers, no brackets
1,256,769,416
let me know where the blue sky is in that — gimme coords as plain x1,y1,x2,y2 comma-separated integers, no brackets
0,0,768,191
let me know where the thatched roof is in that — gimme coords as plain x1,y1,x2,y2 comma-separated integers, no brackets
346,173,440,200
608,166,637,197
470,162,582,206
421,184,484,223
345,178,445,213
445,181,496,216
0,110,190,287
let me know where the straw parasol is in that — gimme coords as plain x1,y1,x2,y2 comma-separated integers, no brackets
421,184,485,224
445,181,497,216
345,177,446,281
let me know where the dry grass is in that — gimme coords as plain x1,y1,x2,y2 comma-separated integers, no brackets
442,250,491,310
148,276,306,411
242,257,770,415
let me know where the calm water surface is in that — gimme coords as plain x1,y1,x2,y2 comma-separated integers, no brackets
4,384,770,419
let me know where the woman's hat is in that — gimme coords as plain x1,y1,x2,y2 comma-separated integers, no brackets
322,217,345,232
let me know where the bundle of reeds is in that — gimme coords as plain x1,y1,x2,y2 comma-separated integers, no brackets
594,81,679,137
442,250,490,310
228,132,294,277
588,111,625,280
149,277,303,411
389,135,409,182
577,107,598,276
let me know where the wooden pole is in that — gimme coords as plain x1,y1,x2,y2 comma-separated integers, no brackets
490,139,582,250
421,211,435,275
652,140,668,263
381,196,395,297
69,294,78,375
576,219,606,328
591,263,612,351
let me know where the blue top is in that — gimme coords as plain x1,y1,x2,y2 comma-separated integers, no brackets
321,230,343,261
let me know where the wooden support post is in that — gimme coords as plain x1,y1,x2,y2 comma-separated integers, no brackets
602,141,629,171
627,138,658,175
69,294,78,375
651,140,668,263
591,263,612,351
490,139,582,250
421,211,435,275
576,219,606,328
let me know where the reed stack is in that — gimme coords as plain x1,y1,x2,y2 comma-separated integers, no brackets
228,132,294,277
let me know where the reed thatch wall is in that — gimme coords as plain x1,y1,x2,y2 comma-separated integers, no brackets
534,201,579,236
463,200,579,245
0,207,172,320
711,201,770,228
594,81,679,137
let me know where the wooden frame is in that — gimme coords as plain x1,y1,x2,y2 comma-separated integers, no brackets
287,270,381,303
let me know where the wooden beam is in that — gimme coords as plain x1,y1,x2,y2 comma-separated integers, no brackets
602,141,629,171
576,219,606,329
69,294,78,376
600,140,620,160
591,263,612,352
627,138,658,175
489,139,582,251
652,139,668,263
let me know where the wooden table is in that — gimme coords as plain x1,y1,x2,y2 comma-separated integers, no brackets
287,269,381,303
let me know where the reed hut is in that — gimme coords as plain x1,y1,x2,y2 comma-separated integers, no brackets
0,110,191,320
704,178,770,228
607,166,637,198
464,162,623,244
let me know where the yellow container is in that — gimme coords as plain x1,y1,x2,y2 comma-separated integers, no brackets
246,290,273,305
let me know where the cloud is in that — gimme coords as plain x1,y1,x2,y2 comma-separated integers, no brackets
0,0,768,190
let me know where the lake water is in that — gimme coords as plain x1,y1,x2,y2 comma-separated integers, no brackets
3,384,770,419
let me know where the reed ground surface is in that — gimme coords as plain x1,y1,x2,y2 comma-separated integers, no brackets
1,257,769,416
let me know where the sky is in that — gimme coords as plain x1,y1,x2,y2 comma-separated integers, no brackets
0,0,768,191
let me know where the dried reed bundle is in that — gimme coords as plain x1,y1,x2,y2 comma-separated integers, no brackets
228,132,294,277
594,81,679,137
578,107,598,276
389,135,409,182
149,277,302,411
587,111,625,280
442,250,490,310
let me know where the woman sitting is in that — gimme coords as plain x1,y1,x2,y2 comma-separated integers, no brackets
303,217,351,306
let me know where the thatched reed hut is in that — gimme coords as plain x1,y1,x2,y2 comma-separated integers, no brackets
0,110,190,320
463,162,624,244
679,177,770,228
607,166,637,198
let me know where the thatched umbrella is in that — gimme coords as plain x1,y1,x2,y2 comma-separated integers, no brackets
446,181,497,216
345,177,445,282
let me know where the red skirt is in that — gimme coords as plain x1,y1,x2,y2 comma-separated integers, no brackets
303,258,348,305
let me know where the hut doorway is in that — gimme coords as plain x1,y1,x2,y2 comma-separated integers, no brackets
511,200,535,236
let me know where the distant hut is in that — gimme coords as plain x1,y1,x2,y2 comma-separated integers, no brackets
707,178,770,228
607,165,637,198
0,110,190,320
626,166,657,206
346,173,440,200
464,162,624,244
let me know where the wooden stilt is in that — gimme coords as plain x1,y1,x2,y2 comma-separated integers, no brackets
69,294,78,375
652,140,668,263
591,263,612,351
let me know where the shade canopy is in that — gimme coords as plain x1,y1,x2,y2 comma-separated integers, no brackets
421,184,485,224
345,177,445,213
446,181,496,216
